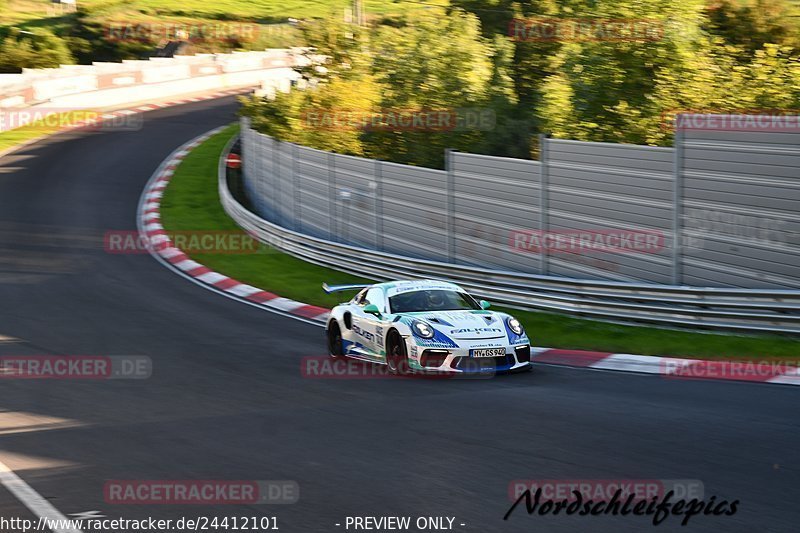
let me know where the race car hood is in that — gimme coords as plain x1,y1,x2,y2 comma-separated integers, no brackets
414,310,506,340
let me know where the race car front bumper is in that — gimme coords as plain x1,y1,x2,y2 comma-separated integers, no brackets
408,343,532,374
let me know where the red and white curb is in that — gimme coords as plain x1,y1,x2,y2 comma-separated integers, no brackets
138,128,800,387
137,129,330,326
63,88,252,131
533,349,800,385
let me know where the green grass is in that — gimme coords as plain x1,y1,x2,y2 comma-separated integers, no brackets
159,125,800,361
4,0,450,30
0,110,97,153
0,126,46,154
159,124,373,309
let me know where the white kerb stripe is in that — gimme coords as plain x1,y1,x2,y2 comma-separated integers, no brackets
227,284,263,297
158,247,184,259
767,367,800,385
144,222,162,232
174,259,203,272
264,298,305,312
0,460,83,533
195,272,228,284
589,354,665,374
148,234,169,246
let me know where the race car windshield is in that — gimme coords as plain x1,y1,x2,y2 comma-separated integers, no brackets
389,289,481,313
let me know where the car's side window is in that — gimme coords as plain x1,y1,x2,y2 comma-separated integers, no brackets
364,287,385,312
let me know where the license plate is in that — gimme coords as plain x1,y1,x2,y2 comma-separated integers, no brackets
470,348,506,358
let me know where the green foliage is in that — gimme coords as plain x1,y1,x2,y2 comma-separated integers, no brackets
705,0,800,57
234,0,800,158
244,11,523,168
65,8,155,63
0,28,74,73
365,10,498,167
241,18,383,156
458,0,800,147
647,43,800,144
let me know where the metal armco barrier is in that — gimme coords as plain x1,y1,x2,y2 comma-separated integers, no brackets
220,135,800,334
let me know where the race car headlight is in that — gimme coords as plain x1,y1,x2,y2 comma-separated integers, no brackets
412,320,435,339
507,317,524,335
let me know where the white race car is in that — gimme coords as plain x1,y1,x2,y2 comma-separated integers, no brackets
324,280,532,374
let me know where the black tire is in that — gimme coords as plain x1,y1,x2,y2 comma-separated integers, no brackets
386,331,410,375
327,321,344,359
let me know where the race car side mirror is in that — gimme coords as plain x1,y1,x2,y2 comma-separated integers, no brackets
363,303,382,317
479,300,491,310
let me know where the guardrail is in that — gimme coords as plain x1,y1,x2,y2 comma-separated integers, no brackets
219,135,800,335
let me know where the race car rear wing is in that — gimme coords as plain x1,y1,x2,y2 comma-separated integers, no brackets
322,283,369,294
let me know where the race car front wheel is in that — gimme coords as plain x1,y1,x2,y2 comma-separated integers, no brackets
327,322,344,359
386,332,410,375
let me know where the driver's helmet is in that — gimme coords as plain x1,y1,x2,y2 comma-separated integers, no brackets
426,291,445,309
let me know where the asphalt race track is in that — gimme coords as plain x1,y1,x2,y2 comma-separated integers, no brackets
0,97,798,533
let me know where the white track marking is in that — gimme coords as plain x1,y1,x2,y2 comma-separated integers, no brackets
227,284,262,297
158,247,184,259
589,353,664,374
264,297,305,312
0,459,83,533
195,272,228,284
173,259,203,272
768,367,800,385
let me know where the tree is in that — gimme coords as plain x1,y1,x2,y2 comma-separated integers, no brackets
705,0,800,57
365,10,500,167
649,42,800,144
533,0,717,144
0,28,74,73
244,11,518,168
241,17,382,156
